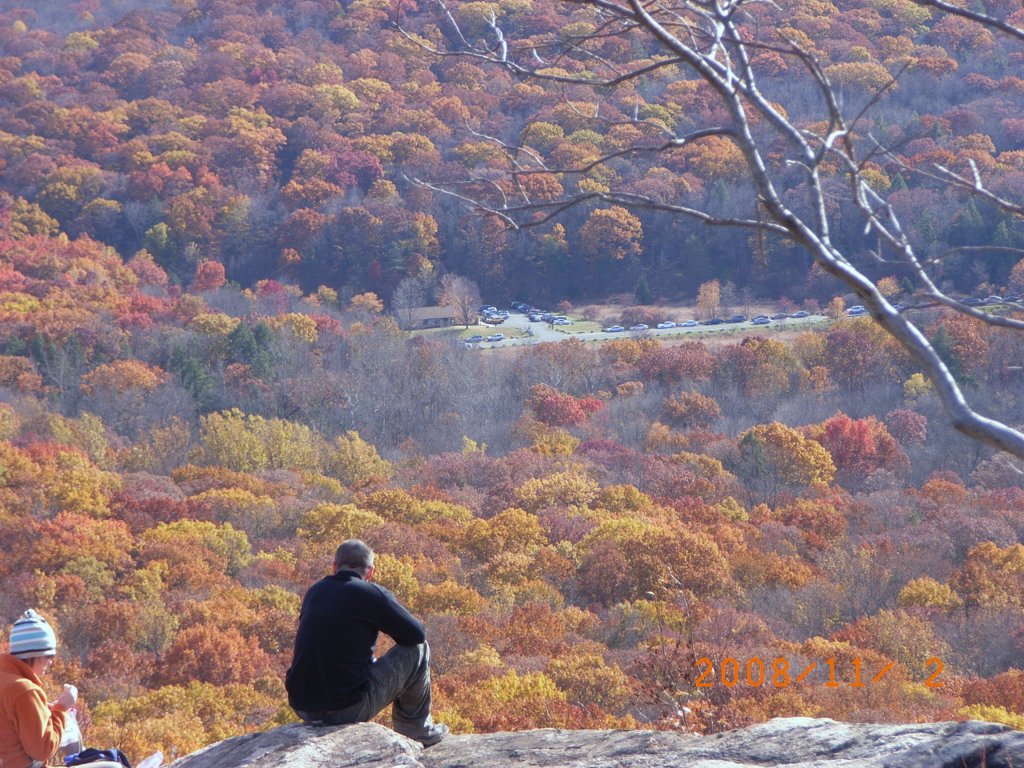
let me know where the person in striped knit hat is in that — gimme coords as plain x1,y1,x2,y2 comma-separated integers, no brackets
0,609,77,768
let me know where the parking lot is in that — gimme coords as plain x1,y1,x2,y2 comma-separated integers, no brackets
462,309,828,349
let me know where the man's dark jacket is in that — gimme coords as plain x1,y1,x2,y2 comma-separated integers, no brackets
286,570,425,712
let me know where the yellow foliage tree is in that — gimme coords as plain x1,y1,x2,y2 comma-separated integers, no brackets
696,279,721,320
197,409,268,472
89,681,287,760
459,507,547,561
957,704,1024,730
547,651,633,711
736,422,836,503
515,469,600,512
198,409,322,472
325,431,392,489
413,580,486,617
189,487,280,539
189,312,241,336
903,372,933,400
47,412,110,467
141,520,252,579
471,670,570,729
266,312,318,342
372,553,420,604
79,360,167,395
951,542,1024,611
297,503,385,546
897,577,962,611
349,292,384,313
43,450,122,517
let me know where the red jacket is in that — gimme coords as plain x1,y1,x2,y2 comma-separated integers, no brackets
0,653,67,768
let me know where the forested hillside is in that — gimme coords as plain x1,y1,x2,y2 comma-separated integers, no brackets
0,231,1023,757
3,0,1024,303
1,0,1024,762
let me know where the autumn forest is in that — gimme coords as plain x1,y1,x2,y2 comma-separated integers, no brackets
1,0,1024,760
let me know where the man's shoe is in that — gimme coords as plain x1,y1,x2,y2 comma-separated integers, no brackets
413,723,449,747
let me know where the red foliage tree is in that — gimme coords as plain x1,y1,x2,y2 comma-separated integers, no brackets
806,412,909,488
192,260,227,292
156,624,273,686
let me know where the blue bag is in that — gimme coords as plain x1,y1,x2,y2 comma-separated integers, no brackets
65,748,133,767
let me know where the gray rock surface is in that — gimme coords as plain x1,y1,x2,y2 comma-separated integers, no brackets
167,717,1024,768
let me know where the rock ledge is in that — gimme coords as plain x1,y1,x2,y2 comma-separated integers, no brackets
167,717,1024,768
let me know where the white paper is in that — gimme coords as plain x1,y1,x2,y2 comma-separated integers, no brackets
59,709,82,749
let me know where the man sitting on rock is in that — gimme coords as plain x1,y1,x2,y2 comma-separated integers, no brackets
286,539,448,747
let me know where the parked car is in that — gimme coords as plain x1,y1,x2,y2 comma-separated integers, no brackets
1005,294,1021,303
485,333,504,342
752,315,769,322
603,325,625,333
771,313,788,320
465,335,484,343
985,295,1004,303
656,321,676,329
552,317,572,325
790,310,810,318
681,320,699,327
751,317,771,325
846,305,867,315
628,323,649,331
529,314,544,322
702,318,724,325
963,297,984,306
726,315,746,323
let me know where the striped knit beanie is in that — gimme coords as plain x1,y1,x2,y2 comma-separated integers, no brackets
9,609,57,658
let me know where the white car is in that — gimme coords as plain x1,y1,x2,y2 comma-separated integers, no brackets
656,321,676,329
681,320,699,327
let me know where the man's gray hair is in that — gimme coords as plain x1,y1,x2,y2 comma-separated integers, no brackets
335,539,375,575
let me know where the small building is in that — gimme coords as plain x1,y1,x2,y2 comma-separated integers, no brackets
403,305,470,329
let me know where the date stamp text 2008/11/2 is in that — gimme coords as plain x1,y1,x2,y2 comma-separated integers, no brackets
694,656,945,689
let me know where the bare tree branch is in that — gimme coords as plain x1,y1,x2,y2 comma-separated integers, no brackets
911,0,1024,43
397,0,1024,459
407,175,790,233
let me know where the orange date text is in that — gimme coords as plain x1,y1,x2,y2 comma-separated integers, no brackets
694,656,944,689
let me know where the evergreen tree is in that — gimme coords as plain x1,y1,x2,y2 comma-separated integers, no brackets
634,274,653,304
227,321,273,378
170,346,217,408
227,323,257,364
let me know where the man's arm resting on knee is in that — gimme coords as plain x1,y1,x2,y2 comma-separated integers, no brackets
372,584,426,646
